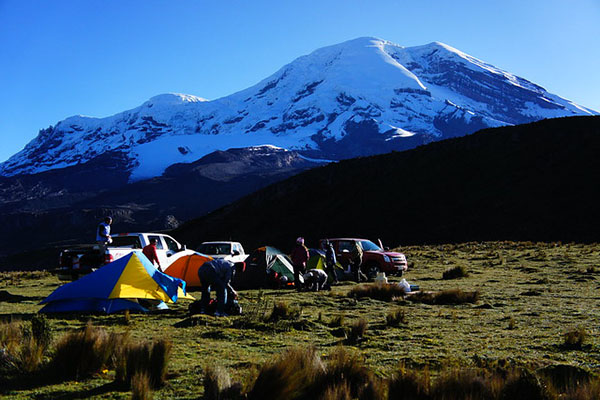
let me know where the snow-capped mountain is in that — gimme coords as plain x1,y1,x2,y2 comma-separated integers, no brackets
1,37,596,180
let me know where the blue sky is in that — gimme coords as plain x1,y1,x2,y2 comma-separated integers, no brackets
1,0,599,162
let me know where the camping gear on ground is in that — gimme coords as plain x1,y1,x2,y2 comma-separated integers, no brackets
189,290,242,316
397,278,419,293
398,278,411,292
375,272,388,284
232,246,296,289
39,251,193,314
163,253,213,287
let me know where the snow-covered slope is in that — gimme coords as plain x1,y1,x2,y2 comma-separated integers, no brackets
1,37,596,180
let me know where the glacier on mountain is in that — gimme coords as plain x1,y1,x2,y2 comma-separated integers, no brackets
1,37,597,180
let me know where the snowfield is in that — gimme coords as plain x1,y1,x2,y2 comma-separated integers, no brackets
1,37,597,180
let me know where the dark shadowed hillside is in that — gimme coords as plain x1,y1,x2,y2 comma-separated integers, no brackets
173,116,600,251
0,147,319,269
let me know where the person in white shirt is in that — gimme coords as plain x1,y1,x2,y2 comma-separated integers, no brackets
96,216,112,253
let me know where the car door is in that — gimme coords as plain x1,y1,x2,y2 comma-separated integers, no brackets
232,243,246,263
147,234,168,268
337,240,354,267
162,235,182,266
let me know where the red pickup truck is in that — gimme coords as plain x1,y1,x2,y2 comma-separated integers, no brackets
320,238,408,279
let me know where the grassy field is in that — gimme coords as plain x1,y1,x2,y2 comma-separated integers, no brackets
1,241,599,399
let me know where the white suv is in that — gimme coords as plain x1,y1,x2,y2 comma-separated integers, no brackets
197,241,247,264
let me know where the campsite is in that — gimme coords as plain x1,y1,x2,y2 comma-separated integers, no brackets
2,241,600,399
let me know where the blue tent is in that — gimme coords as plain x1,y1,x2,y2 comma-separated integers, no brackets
40,251,193,314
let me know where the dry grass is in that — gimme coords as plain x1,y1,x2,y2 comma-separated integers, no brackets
386,308,408,327
247,346,324,400
0,319,48,374
329,314,345,327
242,346,383,400
203,366,243,400
116,338,172,389
51,321,125,380
345,318,368,345
388,364,430,400
442,265,469,279
131,371,153,400
348,283,406,302
268,301,301,322
430,369,494,399
562,326,588,350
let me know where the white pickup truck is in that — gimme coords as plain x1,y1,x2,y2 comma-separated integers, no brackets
56,232,194,281
197,241,247,264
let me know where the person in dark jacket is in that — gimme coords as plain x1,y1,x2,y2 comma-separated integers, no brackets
197,258,237,316
303,269,329,292
323,240,339,284
290,237,309,290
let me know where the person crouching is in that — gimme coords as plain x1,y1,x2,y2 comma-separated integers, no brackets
302,269,329,292
197,258,237,317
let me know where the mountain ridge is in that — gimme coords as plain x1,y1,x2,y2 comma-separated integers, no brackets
2,37,596,180
173,115,600,252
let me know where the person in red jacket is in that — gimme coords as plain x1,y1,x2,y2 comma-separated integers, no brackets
290,237,309,291
142,238,162,271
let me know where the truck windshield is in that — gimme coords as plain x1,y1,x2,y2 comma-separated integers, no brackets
359,240,382,251
198,243,232,255
111,236,142,249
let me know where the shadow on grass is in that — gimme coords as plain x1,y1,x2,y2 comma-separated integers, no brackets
0,289,45,303
1,373,126,399
33,381,125,400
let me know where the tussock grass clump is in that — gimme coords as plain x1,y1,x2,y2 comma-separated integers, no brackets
562,326,588,350
208,346,600,400
442,265,469,279
51,321,126,380
116,338,172,389
268,301,301,322
247,346,324,400
345,318,368,345
245,346,383,400
386,308,408,327
499,370,549,400
538,364,592,393
329,314,345,328
431,369,493,400
0,319,49,374
348,283,406,302
131,371,153,400
388,364,430,400
320,347,383,399
408,289,480,305
203,366,244,400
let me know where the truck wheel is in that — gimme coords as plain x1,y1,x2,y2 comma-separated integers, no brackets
363,263,380,281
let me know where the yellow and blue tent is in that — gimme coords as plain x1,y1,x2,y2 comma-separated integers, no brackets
39,251,193,314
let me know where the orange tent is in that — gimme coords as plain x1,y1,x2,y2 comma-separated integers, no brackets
164,253,213,287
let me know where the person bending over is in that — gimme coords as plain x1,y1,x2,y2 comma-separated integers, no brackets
197,258,237,317
302,269,329,292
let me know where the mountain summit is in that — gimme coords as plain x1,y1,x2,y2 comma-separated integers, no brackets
1,37,596,180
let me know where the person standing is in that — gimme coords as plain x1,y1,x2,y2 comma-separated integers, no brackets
291,237,309,290
142,238,162,271
350,241,366,282
96,217,112,254
324,240,339,284
197,258,237,317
